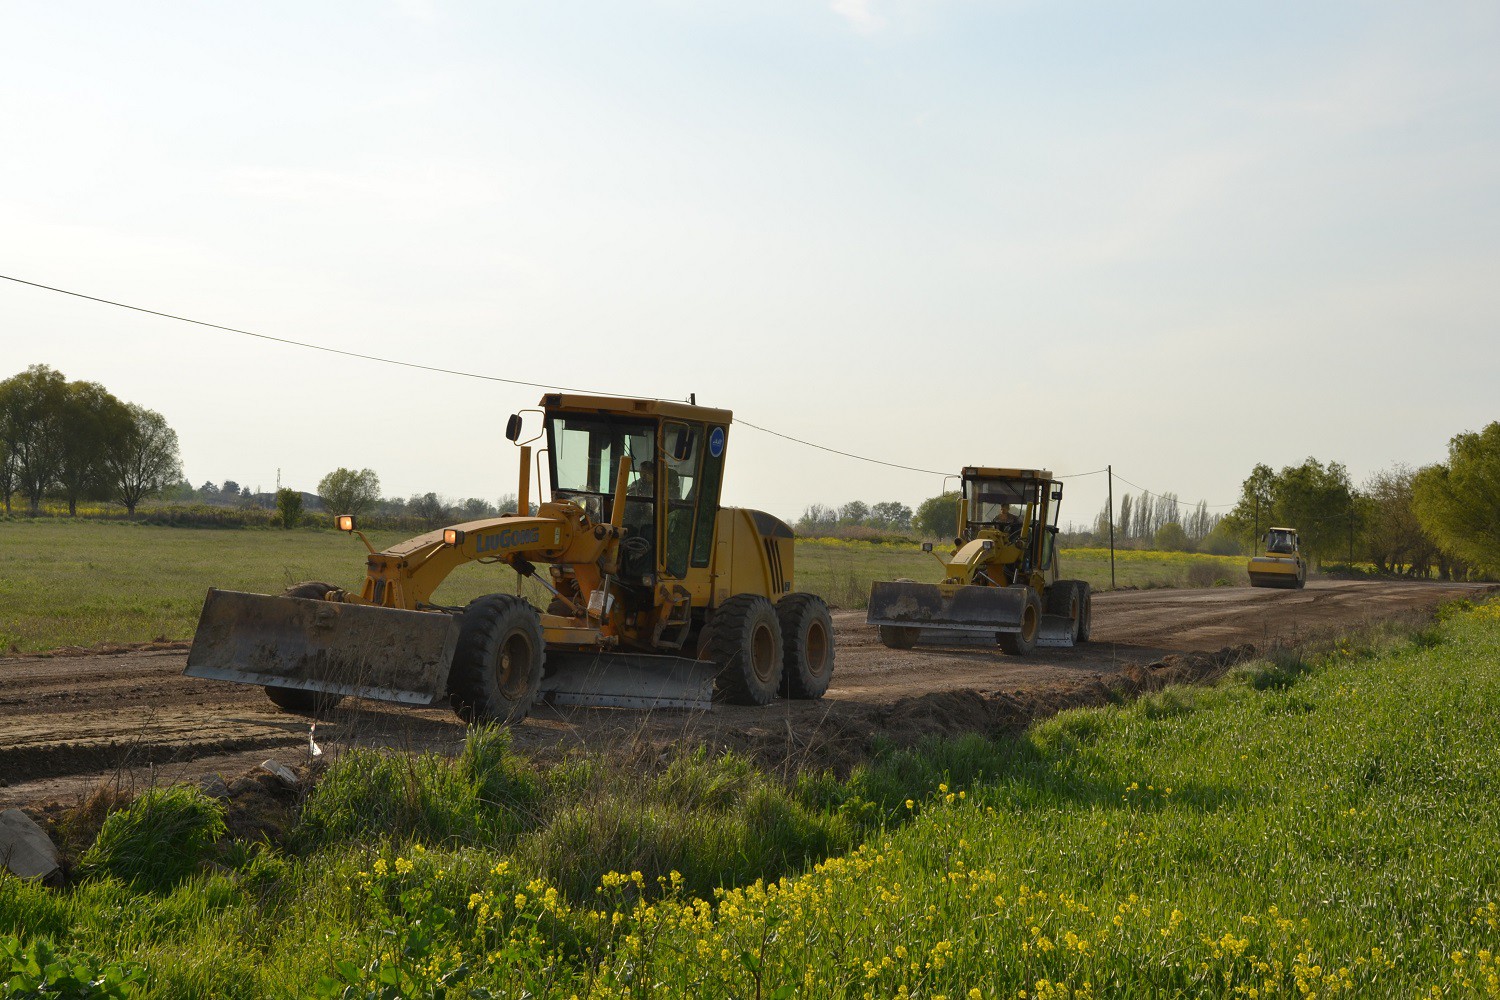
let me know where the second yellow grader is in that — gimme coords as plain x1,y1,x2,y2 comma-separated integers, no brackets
866,466,1093,652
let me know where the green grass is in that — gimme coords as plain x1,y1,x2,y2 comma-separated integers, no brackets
0,520,549,653
3,601,1498,997
0,522,1248,653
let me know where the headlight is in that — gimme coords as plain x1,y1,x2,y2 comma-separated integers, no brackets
336,515,356,532
443,528,466,546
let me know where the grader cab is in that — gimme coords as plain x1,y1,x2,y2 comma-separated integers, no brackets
866,467,1092,653
185,394,833,720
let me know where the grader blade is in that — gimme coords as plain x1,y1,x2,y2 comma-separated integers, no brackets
867,580,1028,637
185,589,460,705
538,650,719,711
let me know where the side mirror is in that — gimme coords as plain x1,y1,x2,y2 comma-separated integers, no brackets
672,429,695,462
505,414,522,442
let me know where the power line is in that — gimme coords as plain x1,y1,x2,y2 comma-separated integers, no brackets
0,273,1174,487
734,419,949,476
1111,472,1239,509
0,272,951,477
0,273,634,398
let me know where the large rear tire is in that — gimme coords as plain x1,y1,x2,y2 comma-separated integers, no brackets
998,587,1043,656
701,595,783,705
263,582,347,714
778,593,834,700
448,595,544,724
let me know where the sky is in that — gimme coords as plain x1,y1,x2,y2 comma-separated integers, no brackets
2,1,1498,528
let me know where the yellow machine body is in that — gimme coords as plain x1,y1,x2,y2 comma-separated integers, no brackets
1247,526,1307,590
866,467,1092,652
186,393,811,713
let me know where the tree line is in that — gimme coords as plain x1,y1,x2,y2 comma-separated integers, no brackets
0,365,183,515
797,500,914,535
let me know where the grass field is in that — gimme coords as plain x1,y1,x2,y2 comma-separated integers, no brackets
0,521,1248,654
2,598,1495,996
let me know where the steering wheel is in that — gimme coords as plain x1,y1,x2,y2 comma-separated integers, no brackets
620,535,652,557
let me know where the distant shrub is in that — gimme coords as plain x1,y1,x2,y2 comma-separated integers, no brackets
1154,522,1192,552
1186,561,1236,588
275,488,303,529
1200,523,1244,556
78,786,226,891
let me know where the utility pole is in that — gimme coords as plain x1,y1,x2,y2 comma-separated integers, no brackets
1107,465,1116,590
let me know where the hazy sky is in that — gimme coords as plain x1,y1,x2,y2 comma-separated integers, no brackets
3,1,1497,527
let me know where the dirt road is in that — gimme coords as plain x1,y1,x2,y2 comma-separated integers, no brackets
1,580,1487,806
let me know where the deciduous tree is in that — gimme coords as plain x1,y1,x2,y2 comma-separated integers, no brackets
56,379,131,516
0,365,68,514
1412,422,1500,574
317,467,382,518
913,491,961,540
107,404,183,515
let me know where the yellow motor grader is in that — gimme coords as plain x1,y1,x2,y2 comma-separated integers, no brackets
185,394,834,720
866,467,1092,653
1247,527,1307,589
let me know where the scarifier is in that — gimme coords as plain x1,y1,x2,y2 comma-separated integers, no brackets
866,467,1092,653
185,394,834,720
1247,527,1307,589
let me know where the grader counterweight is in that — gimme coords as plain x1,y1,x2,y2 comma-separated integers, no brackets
185,394,834,721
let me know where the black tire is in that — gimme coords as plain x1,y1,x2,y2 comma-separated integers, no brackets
778,593,834,699
701,595,783,705
264,582,346,714
1076,582,1093,643
998,587,1043,656
448,595,544,724
876,577,922,650
1044,580,1083,645
879,625,921,650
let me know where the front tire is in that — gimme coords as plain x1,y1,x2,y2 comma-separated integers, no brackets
1045,580,1083,644
1076,582,1093,643
878,625,921,650
778,593,834,699
701,595,783,705
448,595,544,724
998,587,1043,656
264,581,346,714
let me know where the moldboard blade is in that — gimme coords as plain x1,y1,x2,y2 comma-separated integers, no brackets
867,580,1028,633
538,650,718,711
184,589,459,705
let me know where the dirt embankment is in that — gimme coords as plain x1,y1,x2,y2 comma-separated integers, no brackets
0,579,1488,809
